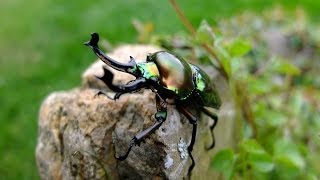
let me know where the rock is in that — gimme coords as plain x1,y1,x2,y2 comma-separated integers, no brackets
36,44,235,179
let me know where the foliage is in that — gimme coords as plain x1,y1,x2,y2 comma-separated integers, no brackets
146,5,320,179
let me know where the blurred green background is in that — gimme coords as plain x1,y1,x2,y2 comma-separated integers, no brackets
0,0,319,179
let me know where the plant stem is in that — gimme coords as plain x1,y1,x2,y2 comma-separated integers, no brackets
169,0,229,81
169,0,196,36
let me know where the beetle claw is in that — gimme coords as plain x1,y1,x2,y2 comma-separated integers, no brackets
129,56,136,63
115,139,136,161
114,92,124,100
94,91,114,100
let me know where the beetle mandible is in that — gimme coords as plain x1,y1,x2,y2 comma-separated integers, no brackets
84,33,221,176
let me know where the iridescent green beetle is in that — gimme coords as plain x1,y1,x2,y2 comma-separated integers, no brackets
85,33,221,176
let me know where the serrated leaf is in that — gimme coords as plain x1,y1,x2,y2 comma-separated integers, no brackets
227,39,252,57
196,20,215,45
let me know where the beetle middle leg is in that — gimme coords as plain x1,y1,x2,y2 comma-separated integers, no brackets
115,95,167,160
96,67,147,100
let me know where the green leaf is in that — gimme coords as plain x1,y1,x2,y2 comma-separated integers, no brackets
271,139,306,179
246,75,283,95
240,139,274,173
255,108,287,127
211,149,235,179
247,76,272,95
212,149,235,171
305,173,318,180
248,151,274,173
271,57,301,75
195,19,215,45
288,90,304,117
273,139,305,170
227,38,252,57
240,139,265,154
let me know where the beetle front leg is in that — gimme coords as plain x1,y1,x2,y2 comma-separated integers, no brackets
201,107,218,150
96,67,147,100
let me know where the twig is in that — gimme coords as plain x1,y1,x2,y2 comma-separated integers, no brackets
169,0,196,36
235,81,258,138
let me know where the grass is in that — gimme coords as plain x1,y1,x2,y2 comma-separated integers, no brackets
0,0,319,179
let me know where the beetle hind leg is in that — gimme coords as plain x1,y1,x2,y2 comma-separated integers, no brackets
201,107,218,150
177,105,198,178
186,123,197,179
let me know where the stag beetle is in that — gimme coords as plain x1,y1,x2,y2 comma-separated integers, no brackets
84,33,221,176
